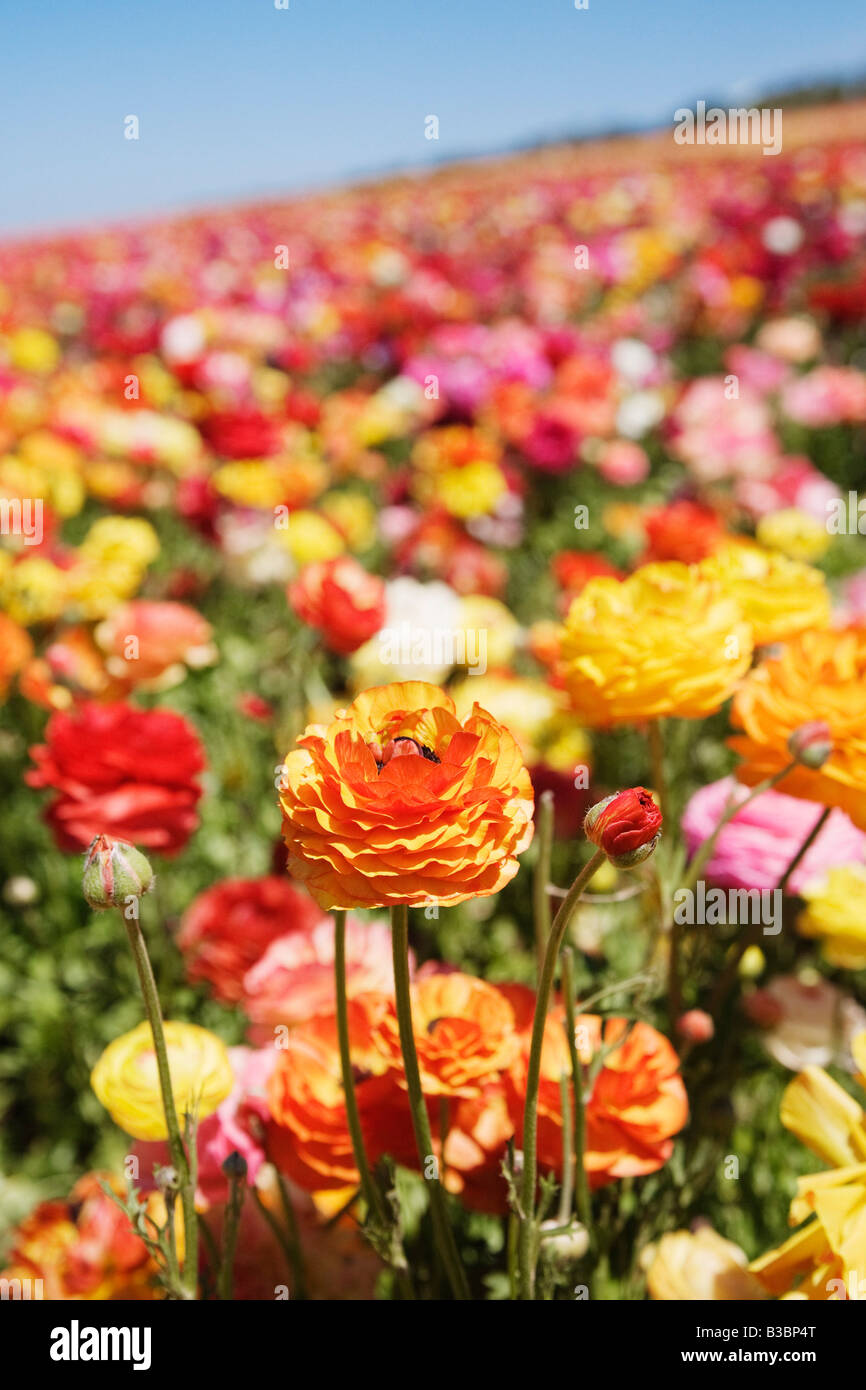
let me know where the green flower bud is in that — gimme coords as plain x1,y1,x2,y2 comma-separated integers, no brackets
82,835,155,910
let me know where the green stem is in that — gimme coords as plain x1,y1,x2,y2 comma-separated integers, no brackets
333,910,385,1223
556,1073,573,1224
518,848,605,1300
217,1172,245,1301
561,948,592,1234
533,790,555,981
123,913,198,1299
274,1168,308,1300
647,719,668,824
390,904,470,1300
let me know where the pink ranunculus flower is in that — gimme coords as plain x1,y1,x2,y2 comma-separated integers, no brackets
734,455,841,524
596,439,649,486
133,1046,276,1206
781,365,866,428
670,377,779,482
682,776,866,895
242,915,406,1044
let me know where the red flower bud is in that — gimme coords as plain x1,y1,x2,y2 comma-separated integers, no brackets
583,787,662,867
787,721,833,770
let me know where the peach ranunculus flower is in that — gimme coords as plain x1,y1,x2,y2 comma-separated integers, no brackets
646,1227,767,1300
278,681,534,909
558,563,753,726
698,542,831,646
750,1042,866,1300
242,914,400,1043
90,1020,234,1141
95,599,216,687
729,627,866,830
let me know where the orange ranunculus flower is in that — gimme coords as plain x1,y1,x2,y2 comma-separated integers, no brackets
278,681,534,909
265,995,416,1191
729,626,866,830
375,971,519,1098
558,563,753,727
506,1013,688,1188
0,1173,167,1300
0,612,33,700
442,1081,514,1213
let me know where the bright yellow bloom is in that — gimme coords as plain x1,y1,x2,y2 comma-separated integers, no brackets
1,557,66,625
756,508,830,563
797,865,866,969
750,1053,866,1299
281,510,345,566
91,1021,234,1141
435,459,508,519
698,542,830,645
559,562,753,726
7,326,60,374
79,516,160,571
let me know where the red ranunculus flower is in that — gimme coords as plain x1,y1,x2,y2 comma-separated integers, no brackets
642,499,724,565
288,557,386,656
27,702,205,855
177,876,328,1004
584,786,662,867
200,407,281,459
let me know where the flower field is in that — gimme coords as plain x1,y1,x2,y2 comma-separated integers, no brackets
2,102,866,1304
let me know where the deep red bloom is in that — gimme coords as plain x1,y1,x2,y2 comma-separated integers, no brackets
200,408,281,459
27,702,205,855
584,787,662,865
177,876,327,1004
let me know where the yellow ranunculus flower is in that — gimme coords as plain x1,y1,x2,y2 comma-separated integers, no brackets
1,556,66,625
281,509,345,566
451,673,562,765
796,865,866,969
79,516,160,570
559,562,753,726
319,490,377,552
756,507,830,563
91,1021,234,1141
750,1051,866,1300
8,326,60,374
646,1228,767,1300
213,460,286,509
699,541,830,646
435,460,507,519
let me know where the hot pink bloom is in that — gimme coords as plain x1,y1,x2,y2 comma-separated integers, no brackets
682,776,866,895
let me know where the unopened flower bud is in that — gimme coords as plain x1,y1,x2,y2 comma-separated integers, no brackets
584,787,662,868
154,1164,180,1195
539,1219,590,1267
787,721,833,770
222,1150,248,1182
82,834,154,910
675,1009,714,1044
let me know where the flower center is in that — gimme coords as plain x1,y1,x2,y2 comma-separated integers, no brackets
368,736,441,773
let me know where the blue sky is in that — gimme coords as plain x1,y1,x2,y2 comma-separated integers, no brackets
0,0,864,235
